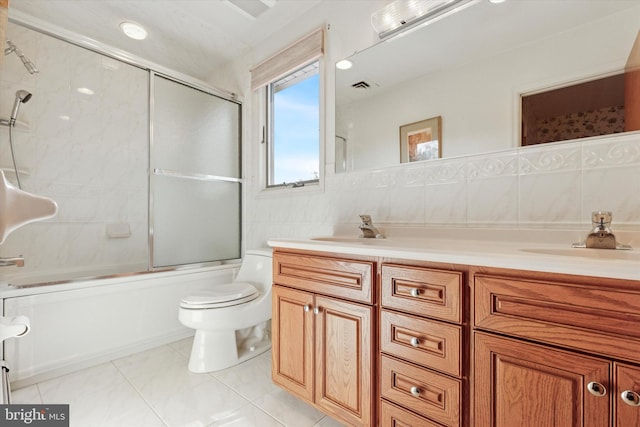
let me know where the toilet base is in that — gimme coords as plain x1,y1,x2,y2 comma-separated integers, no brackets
187,322,271,373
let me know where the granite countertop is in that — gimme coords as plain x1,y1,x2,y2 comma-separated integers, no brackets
268,228,640,281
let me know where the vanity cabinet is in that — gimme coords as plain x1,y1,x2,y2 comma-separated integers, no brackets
472,270,640,427
379,264,466,427
271,251,375,427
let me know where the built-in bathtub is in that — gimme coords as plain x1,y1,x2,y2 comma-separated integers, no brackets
0,263,240,389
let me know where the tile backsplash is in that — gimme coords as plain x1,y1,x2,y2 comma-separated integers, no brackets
245,132,640,248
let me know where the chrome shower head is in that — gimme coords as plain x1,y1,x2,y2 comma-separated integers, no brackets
10,90,33,126
4,40,39,74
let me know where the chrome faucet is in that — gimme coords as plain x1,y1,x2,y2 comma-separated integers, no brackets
0,256,24,267
358,214,384,239
573,211,631,250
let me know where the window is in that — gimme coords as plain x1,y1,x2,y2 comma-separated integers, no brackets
266,61,320,187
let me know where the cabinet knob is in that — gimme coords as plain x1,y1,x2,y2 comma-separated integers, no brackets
410,386,421,398
587,381,607,397
621,390,640,406
303,304,310,312
410,337,420,347
313,307,320,315
410,288,420,297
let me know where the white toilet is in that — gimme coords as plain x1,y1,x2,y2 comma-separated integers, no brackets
178,248,273,373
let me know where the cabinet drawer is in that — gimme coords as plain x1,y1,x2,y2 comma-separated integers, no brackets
380,400,444,427
381,355,460,426
382,264,462,323
474,274,640,362
381,310,461,377
274,252,374,304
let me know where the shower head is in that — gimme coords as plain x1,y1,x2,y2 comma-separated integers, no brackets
10,90,33,126
4,40,39,74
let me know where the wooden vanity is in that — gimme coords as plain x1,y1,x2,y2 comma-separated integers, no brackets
269,240,640,426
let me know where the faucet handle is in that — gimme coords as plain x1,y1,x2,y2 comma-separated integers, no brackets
359,214,372,225
592,211,612,227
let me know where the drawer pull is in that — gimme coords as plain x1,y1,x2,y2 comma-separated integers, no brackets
410,337,420,347
587,381,607,397
621,390,640,406
410,288,420,297
313,307,320,315
410,386,421,398
303,304,310,312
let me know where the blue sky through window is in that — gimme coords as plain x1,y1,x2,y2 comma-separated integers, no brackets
272,73,319,184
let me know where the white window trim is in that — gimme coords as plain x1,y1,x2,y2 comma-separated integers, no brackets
257,56,326,195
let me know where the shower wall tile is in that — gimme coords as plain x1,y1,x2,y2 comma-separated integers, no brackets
0,22,149,274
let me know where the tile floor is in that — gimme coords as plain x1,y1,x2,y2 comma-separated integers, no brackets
11,337,346,427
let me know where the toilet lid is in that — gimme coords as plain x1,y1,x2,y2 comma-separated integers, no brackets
180,282,259,309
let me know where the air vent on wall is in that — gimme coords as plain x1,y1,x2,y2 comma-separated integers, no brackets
352,81,371,89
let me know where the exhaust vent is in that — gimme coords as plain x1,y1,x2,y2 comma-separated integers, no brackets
351,81,371,89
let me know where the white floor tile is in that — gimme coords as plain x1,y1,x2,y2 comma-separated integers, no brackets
64,379,165,427
148,378,249,427
10,384,41,404
253,388,325,427
214,352,277,401
38,362,126,404
12,339,334,427
167,336,194,360
209,403,283,427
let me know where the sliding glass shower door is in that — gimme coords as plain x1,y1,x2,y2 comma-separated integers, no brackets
151,75,241,268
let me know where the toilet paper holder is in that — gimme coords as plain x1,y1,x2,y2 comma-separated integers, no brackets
0,315,30,342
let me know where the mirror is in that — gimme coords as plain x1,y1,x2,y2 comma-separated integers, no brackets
335,0,640,173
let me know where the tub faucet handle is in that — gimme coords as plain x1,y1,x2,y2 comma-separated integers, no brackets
0,256,24,267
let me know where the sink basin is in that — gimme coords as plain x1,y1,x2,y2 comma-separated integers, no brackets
520,247,638,261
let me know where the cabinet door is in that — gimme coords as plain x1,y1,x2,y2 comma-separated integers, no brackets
475,332,611,427
272,285,315,402
314,295,374,427
615,363,640,427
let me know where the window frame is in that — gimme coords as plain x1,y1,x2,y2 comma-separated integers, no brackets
265,60,322,189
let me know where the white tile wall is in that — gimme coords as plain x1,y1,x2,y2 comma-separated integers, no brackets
245,133,640,249
0,22,148,275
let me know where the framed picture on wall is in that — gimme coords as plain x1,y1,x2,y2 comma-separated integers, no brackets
400,116,442,163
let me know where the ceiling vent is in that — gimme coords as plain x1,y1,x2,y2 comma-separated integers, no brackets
352,81,371,89
226,0,277,19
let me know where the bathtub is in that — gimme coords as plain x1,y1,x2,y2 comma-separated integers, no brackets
0,263,239,389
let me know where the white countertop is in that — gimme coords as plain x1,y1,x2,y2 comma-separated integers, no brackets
268,230,640,281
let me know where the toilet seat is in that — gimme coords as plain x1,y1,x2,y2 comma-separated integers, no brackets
180,282,259,309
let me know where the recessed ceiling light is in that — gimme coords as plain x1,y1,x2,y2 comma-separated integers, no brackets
489,0,507,3
336,60,353,70
120,21,148,40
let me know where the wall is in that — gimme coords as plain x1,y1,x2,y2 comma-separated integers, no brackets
236,1,640,250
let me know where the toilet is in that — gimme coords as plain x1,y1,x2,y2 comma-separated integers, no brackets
178,248,273,373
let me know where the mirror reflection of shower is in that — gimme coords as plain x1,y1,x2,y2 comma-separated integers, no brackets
1,90,33,189
4,40,38,74
335,135,347,173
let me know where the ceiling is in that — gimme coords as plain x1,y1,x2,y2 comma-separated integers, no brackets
8,0,322,81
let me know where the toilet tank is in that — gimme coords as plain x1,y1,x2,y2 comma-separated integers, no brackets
234,248,273,293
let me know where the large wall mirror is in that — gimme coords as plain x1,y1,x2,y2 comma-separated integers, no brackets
335,0,640,173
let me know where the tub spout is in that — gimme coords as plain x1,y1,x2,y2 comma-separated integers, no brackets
0,256,24,267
